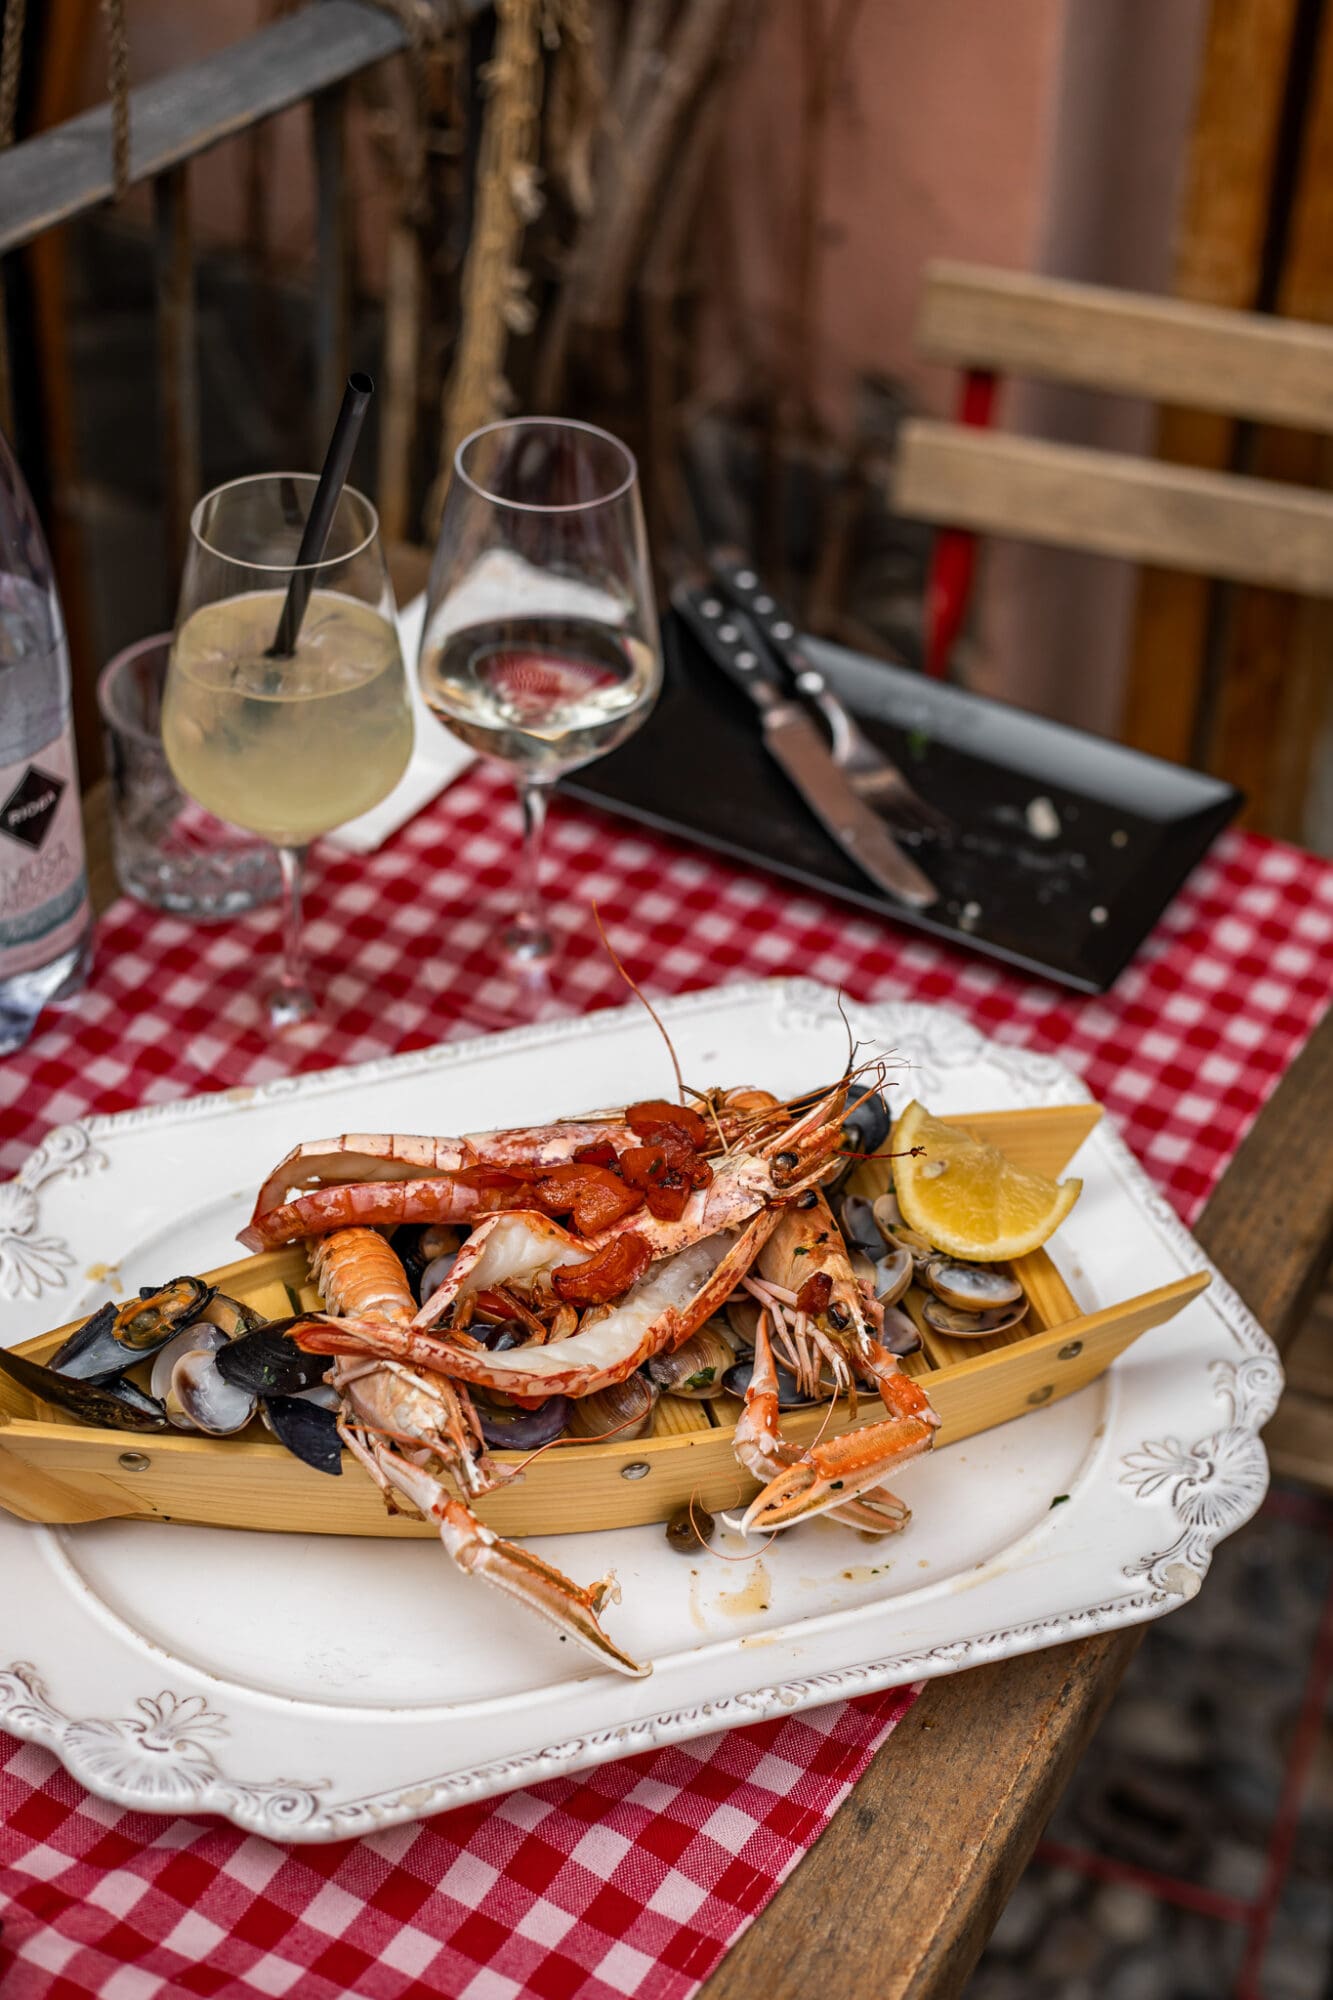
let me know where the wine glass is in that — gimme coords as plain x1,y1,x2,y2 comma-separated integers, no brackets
419,418,661,966
161,474,413,1030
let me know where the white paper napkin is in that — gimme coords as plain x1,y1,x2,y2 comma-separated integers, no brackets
328,594,475,855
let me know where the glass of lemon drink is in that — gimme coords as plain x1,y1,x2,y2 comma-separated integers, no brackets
162,473,413,1029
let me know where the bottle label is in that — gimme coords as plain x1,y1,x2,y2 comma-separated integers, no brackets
0,727,90,977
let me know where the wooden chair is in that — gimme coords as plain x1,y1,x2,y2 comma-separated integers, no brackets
889,260,1333,1492
888,261,1333,820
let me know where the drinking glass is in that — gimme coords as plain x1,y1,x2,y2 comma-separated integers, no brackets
98,634,282,918
418,418,661,966
161,475,414,1029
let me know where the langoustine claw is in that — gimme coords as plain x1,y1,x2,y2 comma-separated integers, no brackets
312,1225,648,1674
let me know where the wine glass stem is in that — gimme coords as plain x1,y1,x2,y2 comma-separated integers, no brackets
270,843,316,1027
505,777,554,963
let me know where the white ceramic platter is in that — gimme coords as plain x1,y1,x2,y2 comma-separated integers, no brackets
0,980,1281,1839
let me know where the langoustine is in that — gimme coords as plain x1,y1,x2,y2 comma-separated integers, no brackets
311,1226,650,1676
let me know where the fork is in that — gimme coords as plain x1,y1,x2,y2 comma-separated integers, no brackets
708,550,954,841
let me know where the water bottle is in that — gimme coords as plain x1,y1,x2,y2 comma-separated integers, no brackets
0,430,92,1053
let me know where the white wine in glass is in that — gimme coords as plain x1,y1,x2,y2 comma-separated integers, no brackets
419,419,661,968
162,475,413,1029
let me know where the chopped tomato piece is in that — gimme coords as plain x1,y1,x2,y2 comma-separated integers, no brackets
551,1232,653,1305
572,1141,620,1169
532,1163,644,1236
795,1271,833,1317
626,1099,710,1148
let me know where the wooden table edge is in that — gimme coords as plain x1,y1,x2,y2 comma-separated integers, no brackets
698,1003,1333,2000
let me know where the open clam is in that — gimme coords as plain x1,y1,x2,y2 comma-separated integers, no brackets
167,1349,259,1435
150,1324,227,1408
645,1322,735,1398
924,1258,1024,1313
921,1298,1028,1339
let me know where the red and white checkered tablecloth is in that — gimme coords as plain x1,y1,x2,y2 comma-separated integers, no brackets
2,762,1331,2000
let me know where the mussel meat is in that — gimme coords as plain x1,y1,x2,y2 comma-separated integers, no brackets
113,1277,215,1350
150,1324,227,1405
48,1277,221,1384
924,1258,1024,1313
566,1374,658,1441
214,1320,333,1395
921,1298,1028,1339
645,1322,735,1397
263,1393,342,1475
0,1345,168,1431
167,1350,259,1435
475,1395,571,1451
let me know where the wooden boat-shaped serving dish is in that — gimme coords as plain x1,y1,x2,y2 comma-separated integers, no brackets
0,1103,1207,1539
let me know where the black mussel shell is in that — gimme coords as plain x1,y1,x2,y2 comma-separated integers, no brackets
827,1091,892,1195
393,1224,431,1298
0,1346,168,1430
215,1320,333,1395
197,1294,265,1338
48,1302,129,1384
471,1319,528,1353
114,1277,214,1350
264,1394,342,1476
475,1395,571,1450
722,1356,818,1409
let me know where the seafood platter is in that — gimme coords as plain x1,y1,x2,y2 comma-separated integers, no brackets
5,1056,1208,1682
0,984,1280,1832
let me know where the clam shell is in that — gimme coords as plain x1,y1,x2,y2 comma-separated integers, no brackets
879,1305,923,1356
168,1350,259,1435
839,1195,885,1261
924,1258,1024,1312
645,1322,736,1397
567,1374,658,1441
921,1298,1028,1339
151,1324,227,1405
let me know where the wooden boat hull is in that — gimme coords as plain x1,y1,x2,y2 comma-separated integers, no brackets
0,1104,1208,1537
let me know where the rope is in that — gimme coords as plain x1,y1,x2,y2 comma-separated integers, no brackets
101,0,131,197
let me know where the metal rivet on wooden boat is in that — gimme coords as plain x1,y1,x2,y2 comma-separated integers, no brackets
1026,1385,1054,1406
620,1461,651,1480
1058,1341,1084,1361
118,1451,151,1471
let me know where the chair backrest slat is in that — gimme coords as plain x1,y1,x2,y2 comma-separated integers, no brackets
893,420,1333,596
918,260,1333,432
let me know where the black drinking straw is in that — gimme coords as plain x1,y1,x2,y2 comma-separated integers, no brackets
267,372,375,658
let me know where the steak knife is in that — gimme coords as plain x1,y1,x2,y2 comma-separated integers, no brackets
673,584,938,909
708,550,952,839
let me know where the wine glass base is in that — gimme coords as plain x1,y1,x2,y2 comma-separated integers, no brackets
266,982,318,1031
500,918,555,965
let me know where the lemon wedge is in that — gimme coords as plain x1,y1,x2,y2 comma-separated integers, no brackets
890,1100,1081,1261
